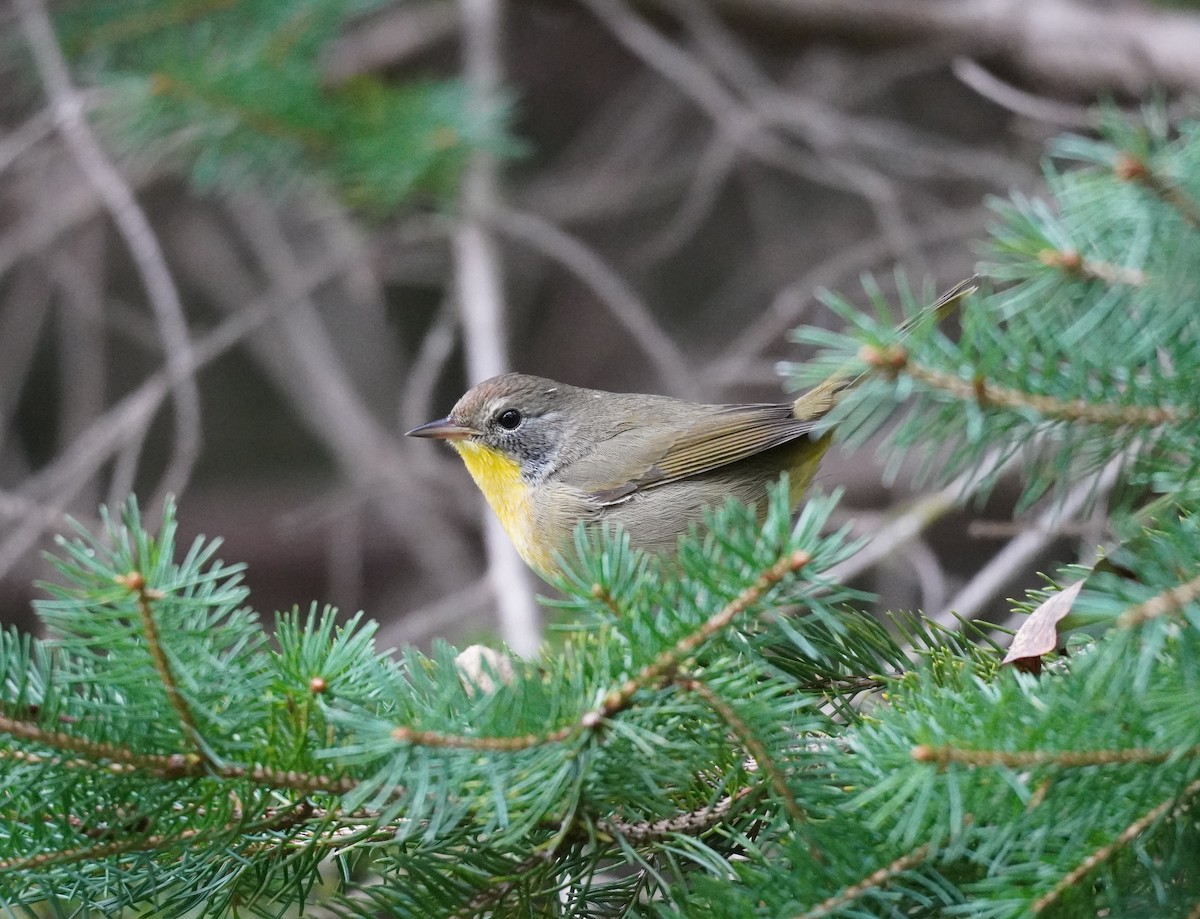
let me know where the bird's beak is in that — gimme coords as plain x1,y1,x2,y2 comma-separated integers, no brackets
405,416,477,440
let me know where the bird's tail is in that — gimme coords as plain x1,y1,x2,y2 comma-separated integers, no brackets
790,276,979,422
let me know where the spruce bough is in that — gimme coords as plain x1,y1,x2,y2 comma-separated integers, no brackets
5,112,1200,916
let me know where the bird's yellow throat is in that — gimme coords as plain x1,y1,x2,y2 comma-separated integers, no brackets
452,440,551,573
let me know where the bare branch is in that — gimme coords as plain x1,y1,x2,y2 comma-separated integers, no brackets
321,1,459,86
937,451,1128,625
456,0,540,655
0,107,54,175
579,0,849,195
15,0,202,506
0,245,359,582
952,58,1096,128
647,0,1200,94
492,207,698,398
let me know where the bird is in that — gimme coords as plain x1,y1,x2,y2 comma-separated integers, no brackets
406,373,838,580
408,281,977,581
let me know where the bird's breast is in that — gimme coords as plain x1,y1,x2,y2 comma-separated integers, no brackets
453,441,559,575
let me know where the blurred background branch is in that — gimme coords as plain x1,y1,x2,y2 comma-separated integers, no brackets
1,0,1195,645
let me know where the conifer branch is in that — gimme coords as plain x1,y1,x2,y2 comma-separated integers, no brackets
911,742,1200,769
391,549,812,752
0,746,95,773
1037,247,1146,286
0,799,317,875
861,345,1181,427
795,843,931,919
454,789,582,918
1118,569,1200,628
598,550,813,716
596,785,759,845
146,73,330,149
390,723,577,751
1031,776,1200,913
1113,152,1200,230
83,0,237,48
116,570,203,750
679,675,805,821
590,582,625,618
213,764,359,795
452,844,559,918
0,711,189,771
0,712,355,794
0,832,199,875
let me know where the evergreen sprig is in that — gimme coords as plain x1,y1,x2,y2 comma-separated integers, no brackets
6,101,1200,917
54,0,518,209
786,111,1200,514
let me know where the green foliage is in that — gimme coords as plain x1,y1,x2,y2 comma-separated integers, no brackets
56,0,519,209
6,108,1200,916
788,111,1200,513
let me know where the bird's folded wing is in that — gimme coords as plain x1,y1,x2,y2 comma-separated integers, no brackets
586,403,822,505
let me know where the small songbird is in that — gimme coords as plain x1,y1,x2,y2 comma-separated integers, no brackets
407,374,837,580
407,280,977,580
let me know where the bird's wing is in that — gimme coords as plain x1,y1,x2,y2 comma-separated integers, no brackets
583,403,823,506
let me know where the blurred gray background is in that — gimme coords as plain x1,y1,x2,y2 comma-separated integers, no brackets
3,0,1198,652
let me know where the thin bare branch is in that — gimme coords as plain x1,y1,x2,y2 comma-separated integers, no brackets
321,1,459,86
645,0,1200,94
0,245,359,582
15,0,202,506
207,196,473,579
936,451,1128,625
492,207,698,398
0,107,55,175
952,58,1096,128
579,0,848,195
456,0,540,655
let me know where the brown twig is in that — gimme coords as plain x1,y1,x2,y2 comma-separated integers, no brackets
590,583,625,618
679,675,805,820
0,710,358,795
597,785,759,845
863,346,1181,428
0,797,318,874
1037,247,1146,287
1031,776,1200,913
794,842,931,919
1117,571,1200,628
596,549,812,717
0,713,182,771
912,742,1200,770
1114,153,1200,231
116,570,202,749
391,723,577,751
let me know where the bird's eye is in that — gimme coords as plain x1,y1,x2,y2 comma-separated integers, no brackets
496,408,522,430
